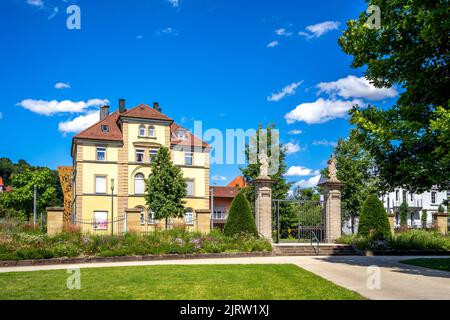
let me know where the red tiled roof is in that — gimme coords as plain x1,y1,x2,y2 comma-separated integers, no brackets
0,177,3,186
212,186,240,198
227,176,246,188
122,104,173,121
170,123,209,148
74,111,123,141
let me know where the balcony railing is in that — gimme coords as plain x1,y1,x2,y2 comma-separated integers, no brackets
212,212,227,220
390,198,423,209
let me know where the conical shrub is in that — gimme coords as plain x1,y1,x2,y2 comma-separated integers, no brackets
224,192,258,237
358,194,391,239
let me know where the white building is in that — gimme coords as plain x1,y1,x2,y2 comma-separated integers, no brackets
381,187,448,228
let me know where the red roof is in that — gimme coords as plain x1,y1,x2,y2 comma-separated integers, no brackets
227,176,246,188
0,177,3,186
212,186,240,198
170,123,209,148
122,104,173,121
74,111,123,141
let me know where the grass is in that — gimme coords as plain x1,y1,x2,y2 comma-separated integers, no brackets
400,258,450,272
0,264,364,300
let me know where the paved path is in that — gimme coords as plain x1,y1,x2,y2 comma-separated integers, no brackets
1,255,449,300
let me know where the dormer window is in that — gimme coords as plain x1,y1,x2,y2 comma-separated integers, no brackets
148,126,155,137
139,125,145,137
176,129,187,140
101,125,109,133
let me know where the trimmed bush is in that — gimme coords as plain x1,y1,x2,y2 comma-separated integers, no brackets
224,192,258,237
358,194,391,239
400,202,408,228
421,210,427,229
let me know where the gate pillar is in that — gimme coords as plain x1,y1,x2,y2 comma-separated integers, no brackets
318,156,343,243
253,177,275,242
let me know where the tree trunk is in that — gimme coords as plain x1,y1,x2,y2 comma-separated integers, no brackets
165,217,168,230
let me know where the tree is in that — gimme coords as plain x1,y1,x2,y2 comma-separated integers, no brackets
0,168,57,221
339,0,450,192
358,194,391,239
421,209,428,229
145,147,187,229
223,192,258,237
240,124,294,237
399,202,408,229
333,131,379,234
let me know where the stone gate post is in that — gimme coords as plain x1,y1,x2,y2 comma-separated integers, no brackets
253,177,275,242
318,156,343,243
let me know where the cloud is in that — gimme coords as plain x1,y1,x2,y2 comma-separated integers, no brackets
136,35,144,40
288,129,302,135
295,174,321,188
58,111,100,134
211,175,227,182
54,82,70,89
48,6,58,19
167,0,179,7
267,40,279,48
267,81,303,102
0,112,3,120
299,21,340,39
284,142,302,155
285,98,362,124
155,27,179,36
312,140,337,147
27,0,43,7
17,98,109,116
275,28,292,37
285,166,318,177
317,75,398,101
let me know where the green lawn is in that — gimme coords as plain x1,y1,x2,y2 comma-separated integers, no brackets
401,258,450,272
0,264,364,300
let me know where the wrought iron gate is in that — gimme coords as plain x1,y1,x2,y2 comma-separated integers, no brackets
272,199,325,243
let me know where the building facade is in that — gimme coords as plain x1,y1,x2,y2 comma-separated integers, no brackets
71,101,210,233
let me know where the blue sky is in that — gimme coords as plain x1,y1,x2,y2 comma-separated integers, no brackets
0,0,398,188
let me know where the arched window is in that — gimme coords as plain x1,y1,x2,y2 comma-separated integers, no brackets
134,173,145,195
139,125,145,137
184,208,194,225
148,126,155,137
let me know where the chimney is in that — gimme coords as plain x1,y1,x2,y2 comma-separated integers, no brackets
153,102,162,113
119,98,126,113
100,105,110,121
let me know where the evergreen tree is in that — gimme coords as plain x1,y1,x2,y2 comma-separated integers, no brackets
421,210,428,229
358,194,391,239
399,202,408,229
223,192,258,237
145,147,187,229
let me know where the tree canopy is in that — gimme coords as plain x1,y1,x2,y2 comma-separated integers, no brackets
339,0,450,192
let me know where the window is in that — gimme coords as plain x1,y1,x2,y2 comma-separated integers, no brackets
148,210,155,224
134,173,145,195
402,190,407,203
96,147,106,161
148,126,155,137
176,129,187,140
431,192,437,204
185,208,194,225
213,207,226,220
185,151,193,166
139,125,145,137
136,149,145,163
186,180,194,196
149,149,158,163
94,211,108,230
137,207,146,225
395,190,399,202
95,176,107,194
410,193,414,202
101,125,109,133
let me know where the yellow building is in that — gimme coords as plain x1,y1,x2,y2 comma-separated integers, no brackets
71,100,210,234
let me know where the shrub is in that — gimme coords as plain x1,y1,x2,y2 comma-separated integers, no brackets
421,210,428,229
438,205,445,213
399,202,408,228
224,192,258,237
358,194,391,239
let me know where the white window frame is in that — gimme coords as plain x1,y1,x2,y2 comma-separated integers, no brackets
139,125,146,137
148,126,155,137
93,211,108,230
96,147,106,161
213,207,226,220
431,191,437,204
134,173,145,195
184,209,194,225
149,148,158,163
136,149,145,163
148,210,155,224
95,175,107,194
186,179,194,196
185,151,193,166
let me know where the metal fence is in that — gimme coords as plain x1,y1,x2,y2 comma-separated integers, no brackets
72,214,127,236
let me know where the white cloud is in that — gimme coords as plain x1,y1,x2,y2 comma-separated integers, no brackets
288,129,302,135
136,35,144,40
267,40,279,48
267,81,303,102
298,31,313,40
317,75,398,101
313,140,337,147
306,21,340,37
54,82,70,89
211,175,227,182
17,98,109,116
155,27,179,36
285,166,317,177
167,0,179,7
48,6,58,19
295,174,321,188
284,142,302,155
285,98,362,124
58,111,100,134
275,28,292,37
27,0,43,7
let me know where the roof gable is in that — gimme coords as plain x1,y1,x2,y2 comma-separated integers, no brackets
170,123,209,148
122,104,173,121
74,111,122,141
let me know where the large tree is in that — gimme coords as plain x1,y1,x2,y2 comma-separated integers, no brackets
145,146,187,229
339,0,450,192
0,168,57,221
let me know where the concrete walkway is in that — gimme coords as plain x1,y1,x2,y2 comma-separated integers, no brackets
1,255,449,300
